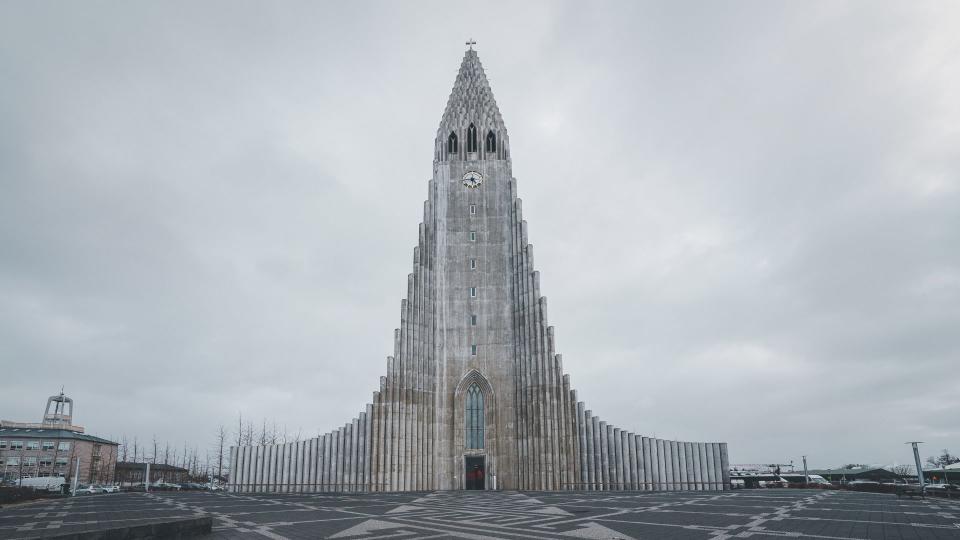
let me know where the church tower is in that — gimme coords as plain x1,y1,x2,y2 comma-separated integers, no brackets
229,46,730,492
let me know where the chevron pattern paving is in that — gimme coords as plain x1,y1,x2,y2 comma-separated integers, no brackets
1,490,958,539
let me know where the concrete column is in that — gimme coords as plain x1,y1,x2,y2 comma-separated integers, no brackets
677,441,687,491
282,443,291,492
627,433,637,490
663,441,678,491
347,423,356,491
610,428,623,491
655,439,666,491
351,418,360,490
598,421,609,490
640,437,651,490
719,443,731,491
691,442,702,491
232,446,241,493
252,445,262,493
307,438,316,492
272,445,281,493
298,440,306,492
684,442,694,492
323,433,332,491
584,412,595,490
333,429,341,491
365,405,373,491
285,443,293,492
705,442,716,490
372,389,383,491
576,403,588,491
591,416,606,491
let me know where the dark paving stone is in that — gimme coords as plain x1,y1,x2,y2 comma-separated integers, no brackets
1,489,959,539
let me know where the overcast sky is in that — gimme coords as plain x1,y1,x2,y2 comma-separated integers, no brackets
1,1,958,470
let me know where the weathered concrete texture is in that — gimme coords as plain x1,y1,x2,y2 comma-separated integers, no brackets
229,49,729,493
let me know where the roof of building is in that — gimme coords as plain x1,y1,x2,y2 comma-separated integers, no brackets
807,467,900,476
115,461,187,472
0,427,117,446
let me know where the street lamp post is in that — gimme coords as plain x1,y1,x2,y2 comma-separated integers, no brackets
907,442,925,489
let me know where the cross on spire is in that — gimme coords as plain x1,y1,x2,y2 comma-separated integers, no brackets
466,38,476,50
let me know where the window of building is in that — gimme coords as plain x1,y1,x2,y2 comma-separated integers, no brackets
470,258,476,270
470,344,478,356
467,123,478,152
465,383,484,449
24,456,37,465
447,131,458,154
6,457,18,466
0,459,4,466
471,314,477,326
57,442,70,451
10,441,23,450
42,441,55,451
469,287,477,297
55,457,69,466
486,130,496,153
0,440,6,449
469,231,476,241
26,441,39,450
40,459,53,467
469,204,476,215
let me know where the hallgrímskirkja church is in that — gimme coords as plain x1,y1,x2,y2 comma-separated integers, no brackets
229,46,729,492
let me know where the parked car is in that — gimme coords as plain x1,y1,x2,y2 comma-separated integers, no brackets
75,485,99,495
206,483,224,491
925,483,959,494
99,485,121,493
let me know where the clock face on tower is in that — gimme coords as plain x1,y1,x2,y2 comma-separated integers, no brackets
462,171,483,189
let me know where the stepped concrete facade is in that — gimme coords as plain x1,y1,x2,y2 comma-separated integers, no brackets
228,48,730,492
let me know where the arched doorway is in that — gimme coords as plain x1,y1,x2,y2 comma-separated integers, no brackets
454,370,497,490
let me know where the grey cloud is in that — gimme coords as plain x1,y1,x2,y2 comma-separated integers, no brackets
1,1,958,469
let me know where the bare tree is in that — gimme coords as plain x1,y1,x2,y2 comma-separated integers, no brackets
258,419,268,446
889,464,913,477
235,411,244,448
927,449,960,468
216,424,227,482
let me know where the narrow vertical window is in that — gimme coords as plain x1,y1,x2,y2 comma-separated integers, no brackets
470,344,478,356
448,132,458,154
485,130,496,153
470,204,477,215
469,287,477,297
467,123,478,152
465,383,484,449
470,258,476,270
469,231,476,241
471,314,477,326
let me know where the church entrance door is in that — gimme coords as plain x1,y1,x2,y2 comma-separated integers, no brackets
464,456,485,490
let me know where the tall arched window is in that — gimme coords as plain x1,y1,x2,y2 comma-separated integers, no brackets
447,132,458,154
485,130,496,153
465,383,484,449
466,123,478,153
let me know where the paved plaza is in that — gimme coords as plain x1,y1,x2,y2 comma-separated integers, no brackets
1,489,958,539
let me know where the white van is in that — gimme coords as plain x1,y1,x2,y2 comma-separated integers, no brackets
17,476,67,493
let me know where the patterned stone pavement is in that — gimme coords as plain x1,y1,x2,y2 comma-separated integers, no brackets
0,489,958,539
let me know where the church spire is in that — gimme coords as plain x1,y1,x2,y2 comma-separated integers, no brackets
436,45,509,162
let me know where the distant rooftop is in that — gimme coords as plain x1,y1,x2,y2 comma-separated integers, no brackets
0,426,117,446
